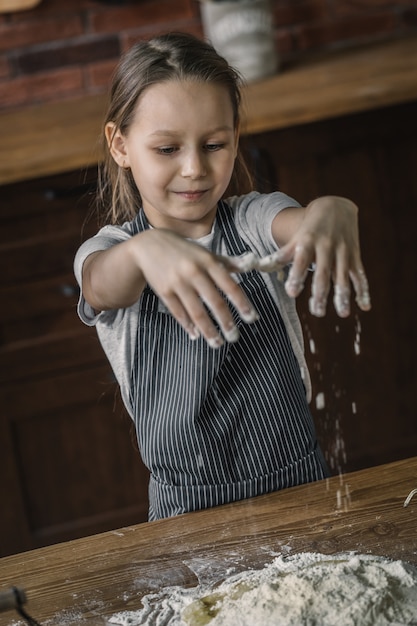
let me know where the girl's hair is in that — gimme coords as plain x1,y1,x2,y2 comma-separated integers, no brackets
97,31,253,225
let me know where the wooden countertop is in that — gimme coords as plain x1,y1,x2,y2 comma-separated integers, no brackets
0,456,416,625
0,36,417,187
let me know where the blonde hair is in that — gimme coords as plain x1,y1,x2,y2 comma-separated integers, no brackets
97,31,253,225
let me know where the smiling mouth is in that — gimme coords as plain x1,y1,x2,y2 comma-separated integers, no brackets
176,190,208,199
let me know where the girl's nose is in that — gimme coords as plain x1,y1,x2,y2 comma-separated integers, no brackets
181,150,206,179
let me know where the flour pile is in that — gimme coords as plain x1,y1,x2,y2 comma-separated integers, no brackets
108,552,417,626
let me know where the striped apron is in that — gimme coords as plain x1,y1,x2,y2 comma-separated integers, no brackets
131,201,328,520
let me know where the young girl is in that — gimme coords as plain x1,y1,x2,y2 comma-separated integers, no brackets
74,32,371,521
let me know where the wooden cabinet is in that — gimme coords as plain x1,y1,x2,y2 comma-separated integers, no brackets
0,169,149,557
243,100,417,474
2,99,416,557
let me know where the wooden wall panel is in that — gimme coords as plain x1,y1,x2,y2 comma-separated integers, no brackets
1,168,149,557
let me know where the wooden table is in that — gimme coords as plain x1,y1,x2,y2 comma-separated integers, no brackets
0,456,416,625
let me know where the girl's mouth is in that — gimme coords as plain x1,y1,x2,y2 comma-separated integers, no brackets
176,190,207,201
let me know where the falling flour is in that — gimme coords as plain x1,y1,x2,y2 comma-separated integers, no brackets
108,552,417,626
354,315,362,355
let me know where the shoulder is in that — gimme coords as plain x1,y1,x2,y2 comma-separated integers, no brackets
91,219,138,243
225,191,301,256
73,218,138,285
74,219,136,262
226,190,301,215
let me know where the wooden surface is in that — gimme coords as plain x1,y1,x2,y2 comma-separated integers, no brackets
0,0,41,12
242,35,417,135
1,36,417,186
0,456,416,625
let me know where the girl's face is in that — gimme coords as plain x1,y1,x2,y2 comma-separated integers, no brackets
107,80,239,238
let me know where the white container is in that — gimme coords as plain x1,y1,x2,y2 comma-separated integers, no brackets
200,0,279,82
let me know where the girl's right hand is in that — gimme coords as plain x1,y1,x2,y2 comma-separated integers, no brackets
134,229,259,347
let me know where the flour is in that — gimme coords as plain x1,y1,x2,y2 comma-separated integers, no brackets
108,552,417,625
354,315,362,355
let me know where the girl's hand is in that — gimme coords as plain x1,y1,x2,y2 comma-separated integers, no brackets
270,196,371,317
135,229,259,347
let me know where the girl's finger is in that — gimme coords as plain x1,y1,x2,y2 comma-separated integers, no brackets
218,252,258,273
194,273,246,345
332,242,351,318
307,243,333,317
350,266,372,311
207,262,259,326
175,273,239,348
159,292,201,340
333,284,351,318
284,243,312,298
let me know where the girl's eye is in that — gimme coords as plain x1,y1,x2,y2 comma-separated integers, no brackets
155,143,225,155
205,143,224,152
157,146,178,155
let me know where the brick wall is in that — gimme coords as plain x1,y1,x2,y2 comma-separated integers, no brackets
0,0,416,111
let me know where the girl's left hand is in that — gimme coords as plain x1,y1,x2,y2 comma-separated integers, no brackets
266,196,371,317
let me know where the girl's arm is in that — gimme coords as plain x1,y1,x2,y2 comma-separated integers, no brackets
82,236,147,311
82,228,258,348
271,196,371,317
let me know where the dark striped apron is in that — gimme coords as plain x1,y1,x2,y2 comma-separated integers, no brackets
131,201,328,520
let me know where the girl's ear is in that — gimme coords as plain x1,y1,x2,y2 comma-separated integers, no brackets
105,122,129,168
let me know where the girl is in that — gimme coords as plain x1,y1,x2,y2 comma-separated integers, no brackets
74,32,371,521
